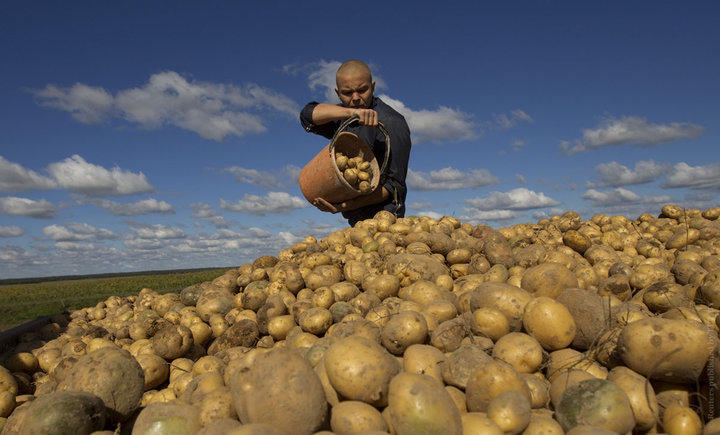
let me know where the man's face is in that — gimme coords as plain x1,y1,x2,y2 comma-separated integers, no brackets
335,72,375,108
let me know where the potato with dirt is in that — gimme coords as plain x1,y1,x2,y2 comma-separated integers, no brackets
57,346,144,422
555,378,635,433
230,348,327,434
388,372,462,435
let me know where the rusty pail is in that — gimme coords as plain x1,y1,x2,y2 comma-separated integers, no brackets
299,116,390,205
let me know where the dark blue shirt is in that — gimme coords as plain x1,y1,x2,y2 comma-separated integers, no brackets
299,97,412,226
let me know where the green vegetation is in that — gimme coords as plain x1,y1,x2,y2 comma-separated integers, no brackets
0,267,228,329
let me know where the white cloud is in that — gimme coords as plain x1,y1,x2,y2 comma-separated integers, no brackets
581,187,672,206
32,83,114,123
32,71,299,141
55,241,96,251
43,223,117,241
220,192,307,215
0,226,24,237
279,231,302,245
48,155,153,196
380,95,476,143
307,60,342,103
130,223,186,240
190,202,228,228
407,167,498,191
493,110,533,129
662,162,720,190
532,208,565,219
88,197,174,216
222,165,301,188
460,209,517,223
515,174,527,184
560,116,704,154
0,196,58,218
0,245,43,266
587,160,668,188
0,156,57,192
407,202,432,210
418,211,444,220
464,188,561,210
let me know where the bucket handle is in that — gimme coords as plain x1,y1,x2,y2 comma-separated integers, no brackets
329,115,391,177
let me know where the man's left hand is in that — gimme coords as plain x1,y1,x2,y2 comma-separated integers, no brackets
314,198,343,214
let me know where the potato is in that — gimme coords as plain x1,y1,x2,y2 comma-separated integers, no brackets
57,347,144,422
330,400,388,434
0,366,18,396
521,373,550,409
469,282,533,331
555,379,635,433
487,390,531,434
384,253,450,286
131,400,201,434
196,387,236,427
380,311,428,355
521,262,579,298
230,348,326,434
617,318,714,383
549,369,595,408
662,404,701,435
136,353,170,391
298,307,333,335
522,415,564,435
556,288,613,350
441,345,493,389
546,348,608,381
207,319,260,355
460,413,503,434
563,230,591,254
151,324,194,360
306,265,343,290
445,386,466,413
5,391,105,434
388,372,462,435
430,317,469,352
465,359,531,412
523,296,576,350
324,336,398,407
403,344,446,383
606,366,658,431
362,274,401,299
470,307,509,341
492,332,544,374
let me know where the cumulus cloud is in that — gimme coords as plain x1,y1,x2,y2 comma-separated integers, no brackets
0,245,43,266
0,196,57,218
532,208,566,219
129,223,186,239
407,202,432,210
581,187,672,206
55,241,96,251
0,225,24,237
48,155,153,196
464,188,561,210
43,223,117,241
587,160,669,188
0,156,57,192
32,71,299,141
190,202,228,228
223,164,301,188
379,95,476,143
515,174,527,184
662,162,720,190
460,209,517,223
220,192,307,215
418,211,444,220
32,83,114,123
87,197,174,216
560,116,704,154
407,167,498,191
493,110,533,129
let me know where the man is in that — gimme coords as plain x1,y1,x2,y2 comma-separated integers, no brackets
299,60,411,226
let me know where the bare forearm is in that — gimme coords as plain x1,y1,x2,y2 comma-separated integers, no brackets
338,187,390,212
311,104,354,125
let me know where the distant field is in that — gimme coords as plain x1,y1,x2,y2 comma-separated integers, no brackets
0,267,228,330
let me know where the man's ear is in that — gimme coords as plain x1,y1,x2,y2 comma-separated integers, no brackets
371,81,376,93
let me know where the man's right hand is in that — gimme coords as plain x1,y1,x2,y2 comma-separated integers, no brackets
350,108,378,127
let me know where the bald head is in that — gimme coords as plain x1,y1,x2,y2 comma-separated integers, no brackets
336,60,373,84
335,60,375,108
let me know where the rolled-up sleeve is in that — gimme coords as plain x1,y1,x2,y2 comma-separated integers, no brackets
299,101,337,140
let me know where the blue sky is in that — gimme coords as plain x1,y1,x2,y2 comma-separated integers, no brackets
1,1,718,278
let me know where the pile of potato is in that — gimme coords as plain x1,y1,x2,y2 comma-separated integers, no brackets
2,203,720,434
335,151,374,194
